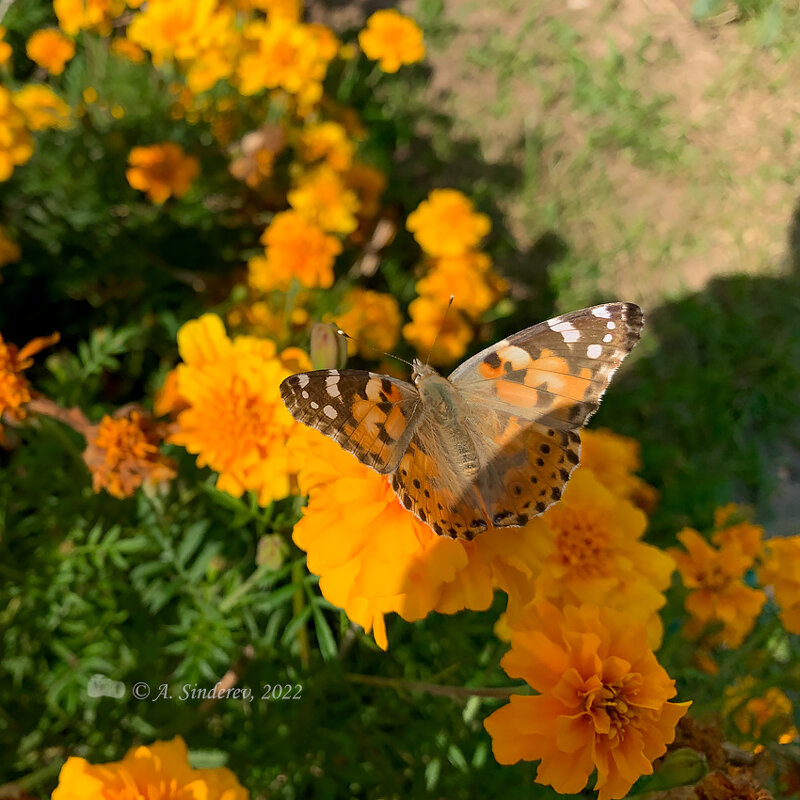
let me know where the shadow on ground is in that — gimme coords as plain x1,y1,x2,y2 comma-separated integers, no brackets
593,197,800,541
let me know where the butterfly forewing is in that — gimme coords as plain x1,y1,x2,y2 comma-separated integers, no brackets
280,370,422,474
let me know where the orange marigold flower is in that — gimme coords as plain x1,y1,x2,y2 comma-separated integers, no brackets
290,426,548,650
0,331,59,427
669,526,766,647
126,142,199,204
513,468,673,649
407,189,491,257
0,226,21,269
248,210,342,291
111,37,146,63
26,29,76,75
358,9,425,73
297,121,355,172
402,295,473,366
169,314,301,506
54,0,125,35
13,85,71,131
83,409,176,499
758,534,800,634
153,368,188,418
484,601,690,800
581,427,659,510
331,288,401,359
288,165,361,234
417,253,507,319
726,678,798,748
0,88,34,182
0,26,12,65
237,18,335,106
52,736,248,800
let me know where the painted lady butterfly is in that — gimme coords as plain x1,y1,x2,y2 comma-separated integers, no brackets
280,302,643,540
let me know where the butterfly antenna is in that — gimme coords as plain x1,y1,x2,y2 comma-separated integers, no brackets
338,329,414,369
425,295,455,367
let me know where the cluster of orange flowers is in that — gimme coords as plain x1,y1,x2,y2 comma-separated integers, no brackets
404,189,508,365
670,504,800,649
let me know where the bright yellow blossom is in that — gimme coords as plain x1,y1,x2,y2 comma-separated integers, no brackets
758,534,800,634
169,314,302,506
26,29,76,75
669,526,766,647
83,410,176,499
13,85,71,131
0,26,12,65
288,165,360,234
485,602,690,800
248,210,342,291
513,468,673,649
332,288,401,359
297,121,355,172
358,10,425,73
0,88,34,181
403,296,473,366
126,142,199,203
54,0,125,35
407,188,491,257
52,736,248,800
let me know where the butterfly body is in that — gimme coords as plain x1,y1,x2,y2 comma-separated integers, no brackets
281,302,643,539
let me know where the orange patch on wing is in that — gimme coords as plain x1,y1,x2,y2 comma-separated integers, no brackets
384,406,407,440
479,361,505,379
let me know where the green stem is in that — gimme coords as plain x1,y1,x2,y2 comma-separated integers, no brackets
219,563,272,614
292,560,310,669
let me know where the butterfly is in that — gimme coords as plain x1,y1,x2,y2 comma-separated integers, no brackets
280,302,643,540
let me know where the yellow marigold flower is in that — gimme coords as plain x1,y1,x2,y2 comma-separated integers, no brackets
0,332,59,427
726,678,798,748
126,142,199,204
153,368,188,418
407,188,491,257
346,161,386,218
237,18,334,106
512,468,673,649
291,426,548,649
0,26,12,65
52,736,248,800
484,601,690,800
297,121,355,172
170,314,301,506
581,428,659,510
332,288,401,359
669,527,766,647
0,226,21,269
111,37,146,63
758,534,800,634
248,210,342,291
0,88,34,182
13,85,71,131
358,9,425,73
26,29,76,75
417,253,507,319
288,165,360,234
54,0,125,35
402,296,473,366
83,410,176,499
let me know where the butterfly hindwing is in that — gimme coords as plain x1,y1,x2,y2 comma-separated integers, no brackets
280,370,421,474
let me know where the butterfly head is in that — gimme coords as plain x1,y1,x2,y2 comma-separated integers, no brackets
411,358,440,384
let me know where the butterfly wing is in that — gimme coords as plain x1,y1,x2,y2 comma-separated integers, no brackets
280,369,422,474
389,303,642,538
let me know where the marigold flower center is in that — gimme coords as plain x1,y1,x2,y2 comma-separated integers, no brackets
551,508,611,575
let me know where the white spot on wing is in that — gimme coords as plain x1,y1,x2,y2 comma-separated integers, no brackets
323,405,337,419
326,373,341,397
551,320,580,343
302,390,309,399
310,401,319,410
587,344,603,359
607,321,616,330
592,307,612,319
297,374,310,388
603,333,613,343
